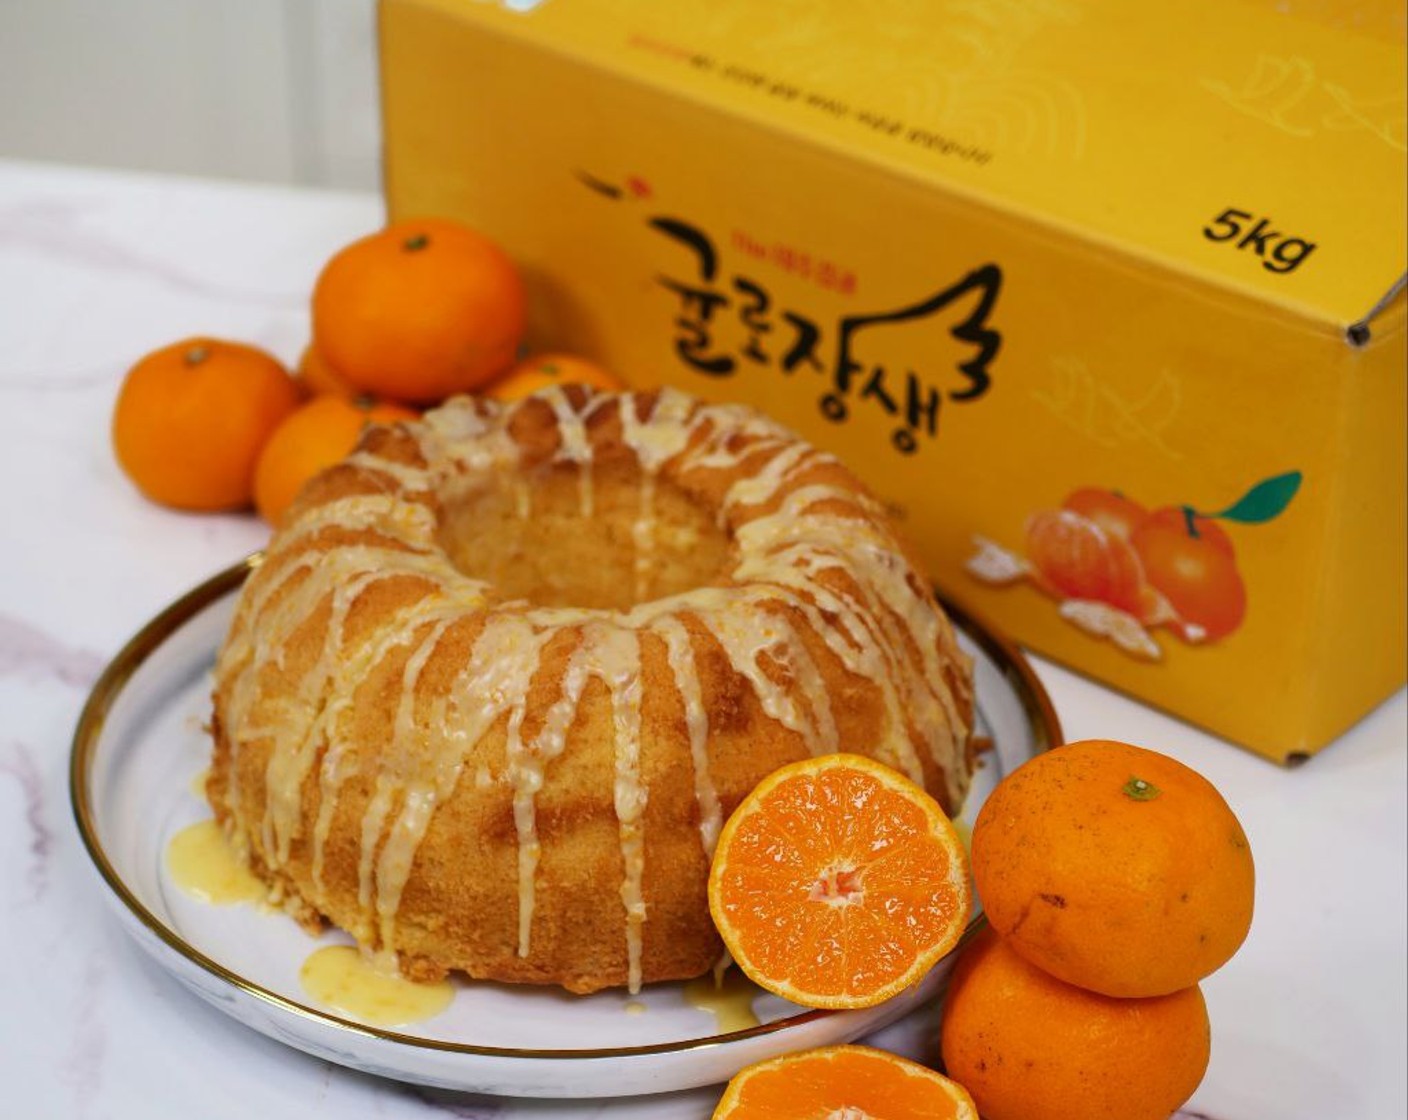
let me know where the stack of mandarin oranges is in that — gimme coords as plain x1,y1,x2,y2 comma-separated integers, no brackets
704,741,1254,1120
941,739,1254,1120
111,216,622,526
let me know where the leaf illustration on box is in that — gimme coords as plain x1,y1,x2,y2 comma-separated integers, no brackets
1208,470,1302,524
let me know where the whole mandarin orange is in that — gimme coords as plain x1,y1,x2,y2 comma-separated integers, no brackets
486,352,625,402
294,343,362,399
940,927,1211,1120
253,393,418,527
112,337,301,511
1131,508,1245,640
312,217,527,404
971,739,1254,998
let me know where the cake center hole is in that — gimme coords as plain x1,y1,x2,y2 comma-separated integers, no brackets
436,461,732,611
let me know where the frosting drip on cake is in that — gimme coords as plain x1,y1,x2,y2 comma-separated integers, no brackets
213,386,972,992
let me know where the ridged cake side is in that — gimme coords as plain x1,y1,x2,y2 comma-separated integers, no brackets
209,386,974,993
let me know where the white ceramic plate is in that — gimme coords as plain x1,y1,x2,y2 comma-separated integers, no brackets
71,556,1060,1098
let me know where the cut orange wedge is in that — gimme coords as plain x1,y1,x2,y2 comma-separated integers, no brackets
707,753,972,1010
712,1044,979,1120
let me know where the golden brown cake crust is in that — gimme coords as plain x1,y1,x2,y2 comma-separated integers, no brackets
208,386,974,993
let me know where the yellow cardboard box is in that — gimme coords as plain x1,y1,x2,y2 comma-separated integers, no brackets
379,0,1406,763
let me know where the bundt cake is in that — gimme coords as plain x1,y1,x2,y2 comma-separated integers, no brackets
208,386,975,994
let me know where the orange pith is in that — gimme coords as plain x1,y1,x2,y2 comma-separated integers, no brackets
707,753,971,1010
713,1044,978,1120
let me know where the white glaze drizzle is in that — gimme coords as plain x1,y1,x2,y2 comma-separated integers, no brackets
598,626,647,991
506,621,590,957
620,390,696,603
653,615,720,855
537,385,595,518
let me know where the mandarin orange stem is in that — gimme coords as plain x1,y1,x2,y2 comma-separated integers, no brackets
183,344,210,366
1181,505,1202,538
402,233,430,252
1122,776,1161,801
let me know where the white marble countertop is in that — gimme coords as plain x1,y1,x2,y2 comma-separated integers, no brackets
1,159,1404,1119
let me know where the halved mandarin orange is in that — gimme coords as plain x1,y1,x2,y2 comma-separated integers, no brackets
707,753,972,1010
713,1044,978,1120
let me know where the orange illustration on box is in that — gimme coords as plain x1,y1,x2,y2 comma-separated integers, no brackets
967,472,1301,659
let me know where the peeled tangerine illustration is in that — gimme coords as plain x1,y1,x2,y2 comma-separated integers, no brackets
966,473,1301,660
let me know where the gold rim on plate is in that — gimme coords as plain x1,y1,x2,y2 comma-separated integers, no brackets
69,553,1062,1062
